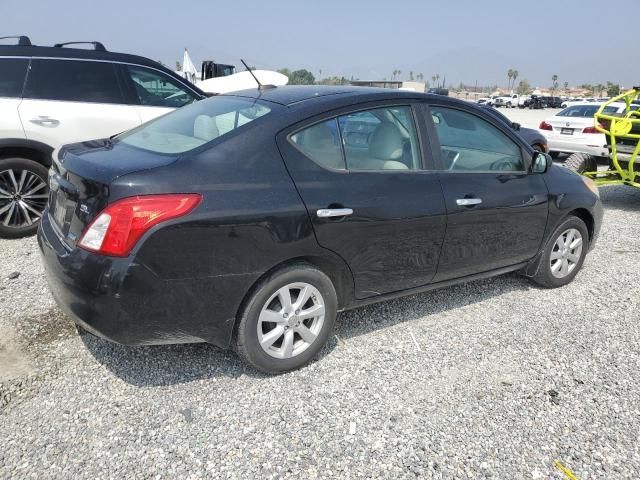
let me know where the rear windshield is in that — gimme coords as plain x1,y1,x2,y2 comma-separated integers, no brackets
557,105,618,117
118,96,272,154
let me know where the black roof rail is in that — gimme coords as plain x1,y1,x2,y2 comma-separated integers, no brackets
0,35,32,46
53,41,106,52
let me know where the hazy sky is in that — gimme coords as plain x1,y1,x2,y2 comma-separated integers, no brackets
4,0,639,88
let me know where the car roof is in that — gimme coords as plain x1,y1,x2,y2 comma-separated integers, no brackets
224,85,449,107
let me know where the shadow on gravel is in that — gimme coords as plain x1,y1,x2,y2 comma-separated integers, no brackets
81,272,531,386
599,185,640,212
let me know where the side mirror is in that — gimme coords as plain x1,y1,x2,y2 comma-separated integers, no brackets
512,122,521,131
532,151,550,173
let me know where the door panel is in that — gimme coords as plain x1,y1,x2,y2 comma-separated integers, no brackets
424,104,549,281
0,98,26,139
278,105,447,299
433,172,548,281
18,99,140,150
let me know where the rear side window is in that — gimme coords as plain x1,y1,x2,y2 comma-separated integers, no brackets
290,105,422,171
24,59,124,104
118,96,271,154
125,66,198,108
290,119,345,170
558,105,618,117
0,58,29,98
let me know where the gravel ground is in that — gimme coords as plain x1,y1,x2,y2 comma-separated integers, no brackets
1,185,639,479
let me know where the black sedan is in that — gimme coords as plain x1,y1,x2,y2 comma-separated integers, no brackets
38,86,603,373
481,106,549,152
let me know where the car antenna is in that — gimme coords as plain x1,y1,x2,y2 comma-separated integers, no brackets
240,59,276,90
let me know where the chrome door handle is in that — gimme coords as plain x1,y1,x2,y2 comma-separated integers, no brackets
456,198,482,206
29,116,60,128
316,208,353,218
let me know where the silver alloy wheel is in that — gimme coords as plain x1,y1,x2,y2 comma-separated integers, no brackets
550,228,583,279
257,282,325,359
0,169,48,228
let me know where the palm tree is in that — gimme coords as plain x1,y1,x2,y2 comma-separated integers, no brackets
551,74,559,95
417,73,424,82
431,75,437,86
512,70,519,91
507,69,513,90
563,81,569,93
397,70,402,80
409,71,414,81
435,74,440,87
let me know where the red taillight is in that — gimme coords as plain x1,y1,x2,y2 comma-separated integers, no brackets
539,121,553,131
583,124,603,134
78,194,202,257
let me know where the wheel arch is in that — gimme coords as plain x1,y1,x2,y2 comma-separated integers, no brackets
566,207,595,242
0,139,54,167
233,253,355,333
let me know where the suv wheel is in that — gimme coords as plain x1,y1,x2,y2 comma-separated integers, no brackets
0,158,50,238
235,264,337,373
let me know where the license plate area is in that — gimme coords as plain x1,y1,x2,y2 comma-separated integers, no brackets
561,128,574,135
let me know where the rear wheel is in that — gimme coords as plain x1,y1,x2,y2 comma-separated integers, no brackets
565,152,597,174
235,264,337,374
0,158,49,239
531,216,589,288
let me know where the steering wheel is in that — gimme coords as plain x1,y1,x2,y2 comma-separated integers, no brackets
489,157,518,171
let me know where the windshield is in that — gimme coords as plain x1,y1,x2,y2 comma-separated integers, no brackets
118,96,272,154
557,105,618,118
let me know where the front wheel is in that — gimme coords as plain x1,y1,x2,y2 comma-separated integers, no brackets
0,158,50,239
235,264,337,373
531,216,589,288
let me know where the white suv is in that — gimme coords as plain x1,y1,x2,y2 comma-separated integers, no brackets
0,36,205,238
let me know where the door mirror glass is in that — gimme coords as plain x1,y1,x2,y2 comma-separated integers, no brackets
532,152,550,173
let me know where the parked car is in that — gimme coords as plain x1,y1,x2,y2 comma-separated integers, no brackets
524,95,545,109
0,36,206,238
427,87,449,96
539,102,626,159
481,106,548,151
39,86,602,373
493,94,519,108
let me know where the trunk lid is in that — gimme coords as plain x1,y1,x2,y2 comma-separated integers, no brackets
48,139,178,247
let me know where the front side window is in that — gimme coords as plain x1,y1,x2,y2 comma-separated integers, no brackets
289,105,422,171
430,107,523,172
126,66,198,108
118,96,271,154
0,58,29,98
24,59,124,104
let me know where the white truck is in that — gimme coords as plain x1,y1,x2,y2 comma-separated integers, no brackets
493,94,520,108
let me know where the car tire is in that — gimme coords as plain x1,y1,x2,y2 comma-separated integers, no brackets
235,264,338,374
564,152,597,174
0,157,50,239
531,216,589,288
532,144,545,152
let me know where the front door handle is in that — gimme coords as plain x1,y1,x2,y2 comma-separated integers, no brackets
316,208,353,218
29,116,60,128
456,198,482,206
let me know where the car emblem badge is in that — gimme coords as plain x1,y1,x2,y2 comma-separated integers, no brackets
566,122,570,127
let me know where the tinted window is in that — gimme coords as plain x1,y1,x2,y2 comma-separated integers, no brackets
290,119,345,170
126,66,197,108
0,58,28,97
24,59,124,103
339,106,421,170
119,96,271,154
431,107,523,172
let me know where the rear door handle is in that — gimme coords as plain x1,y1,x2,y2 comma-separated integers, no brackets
29,116,60,128
316,208,353,218
456,198,482,206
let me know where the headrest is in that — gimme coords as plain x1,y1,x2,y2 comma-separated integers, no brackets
368,122,404,160
194,115,219,141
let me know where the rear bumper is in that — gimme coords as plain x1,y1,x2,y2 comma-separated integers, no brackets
544,132,609,157
37,211,236,347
